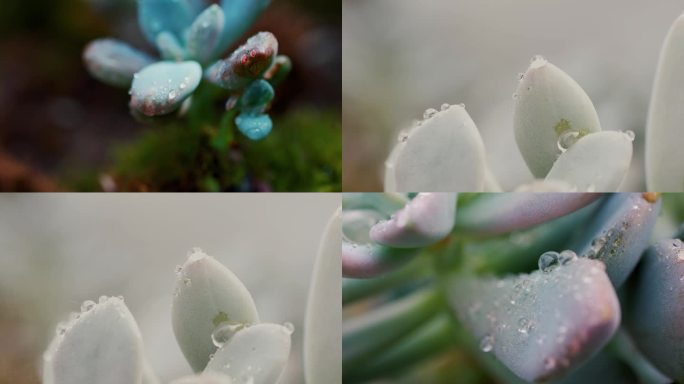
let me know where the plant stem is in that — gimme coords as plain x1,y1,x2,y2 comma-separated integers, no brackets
610,328,671,384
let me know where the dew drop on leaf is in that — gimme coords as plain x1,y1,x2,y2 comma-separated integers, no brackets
480,334,494,352
538,251,560,272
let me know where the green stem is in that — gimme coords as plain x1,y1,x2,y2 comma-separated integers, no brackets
344,314,457,383
343,287,442,371
610,328,671,384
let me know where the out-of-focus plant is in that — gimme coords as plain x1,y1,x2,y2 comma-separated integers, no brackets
42,249,294,384
385,12,684,192
84,0,290,141
342,192,684,383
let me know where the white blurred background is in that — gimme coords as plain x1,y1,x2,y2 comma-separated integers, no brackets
343,0,684,191
0,193,339,383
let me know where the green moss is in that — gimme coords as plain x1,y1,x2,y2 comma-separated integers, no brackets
554,118,571,136
213,311,230,327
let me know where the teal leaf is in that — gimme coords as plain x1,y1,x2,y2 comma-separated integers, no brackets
172,249,260,372
447,258,620,382
235,113,272,141
186,4,225,64
205,323,292,384
369,193,457,248
43,297,144,384
456,193,601,235
569,193,661,287
137,0,205,45
240,79,274,112
83,38,154,88
342,193,408,217
204,32,278,92
625,238,684,382
216,0,272,55
129,61,201,116
156,31,187,61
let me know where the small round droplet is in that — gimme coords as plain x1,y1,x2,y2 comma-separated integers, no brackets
179,82,187,90
480,334,494,352
440,103,450,111
168,90,178,101
518,317,530,334
623,130,635,142
81,300,96,312
397,129,410,143
183,277,192,287
211,322,245,347
558,250,577,265
457,103,465,108
282,322,294,335
557,131,580,152
175,265,183,275
538,251,560,273
98,295,107,304
423,108,438,119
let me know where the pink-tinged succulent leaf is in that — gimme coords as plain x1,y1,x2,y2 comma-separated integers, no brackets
129,61,202,117
186,4,225,64
447,258,620,382
204,32,277,92
263,55,292,87
569,193,661,288
370,193,457,248
83,38,154,88
625,239,684,382
456,193,601,235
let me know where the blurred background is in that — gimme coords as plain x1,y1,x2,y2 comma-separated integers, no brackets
342,0,684,191
0,0,341,191
0,193,339,383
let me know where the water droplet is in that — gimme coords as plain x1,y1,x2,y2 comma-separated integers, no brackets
168,90,178,100
423,108,438,119
623,130,635,142
557,131,580,152
98,295,107,304
397,129,410,142
183,277,191,287
211,322,245,347
518,72,524,80
179,82,187,90
283,322,295,335
518,317,531,334
457,103,465,108
480,334,494,352
558,250,577,265
175,265,183,275
538,251,560,272
440,103,450,111
81,300,96,312
57,324,67,336
512,93,518,100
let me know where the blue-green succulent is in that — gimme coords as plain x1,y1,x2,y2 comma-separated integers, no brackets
83,0,291,141
343,193,684,383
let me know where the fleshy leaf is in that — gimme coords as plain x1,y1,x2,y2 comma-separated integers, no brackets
342,193,408,217
83,38,154,88
625,238,684,382
216,0,272,56
646,13,684,191
384,104,486,192
172,249,260,372
545,131,633,192
235,113,272,141
137,0,205,45
170,372,233,384
205,323,292,384
43,297,144,384
304,208,342,384
569,193,661,288
342,209,418,278
205,32,278,92
186,4,225,64
456,193,600,235
369,193,457,248
447,258,620,382
264,55,292,87
239,79,274,112
129,61,202,116
514,56,601,178
156,31,187,61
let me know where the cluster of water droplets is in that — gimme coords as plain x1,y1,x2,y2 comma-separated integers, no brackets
538,250,578,273
55,296,124,336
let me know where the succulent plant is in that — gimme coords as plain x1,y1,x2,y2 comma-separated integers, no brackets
342,192,684,383
43,249,294,384
384,12,684,192
83,0,291,141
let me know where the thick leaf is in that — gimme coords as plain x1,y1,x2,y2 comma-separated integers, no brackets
172,249,260,372
514,57,601,178
569,193,661,287
235,113,272,141
456,193,600,235
369,193,456,248
216,0,271,56
129,61,202,116
304,207,342,384
239,79,274,112
83,38,154,88
513,179,578,192
205,32,277,92
43,297,144,384
156,31,187,61
264,55,292,87
205,323,292,384
625,238,684,382
342,193,408,217
646,13,684,191
447,258,620,382
137,0,204,45
170,372,233,384
384,104,486,192
545,131,633,192
186,4,225,64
